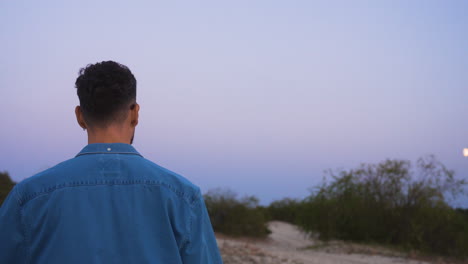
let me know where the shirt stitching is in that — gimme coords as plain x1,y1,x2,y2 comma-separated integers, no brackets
19,180,192,206
181,191,202,254
15,188,30,264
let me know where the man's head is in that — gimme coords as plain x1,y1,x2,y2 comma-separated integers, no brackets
75,61,139,144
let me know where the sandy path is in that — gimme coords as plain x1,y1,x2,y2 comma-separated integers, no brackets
218,221,430,264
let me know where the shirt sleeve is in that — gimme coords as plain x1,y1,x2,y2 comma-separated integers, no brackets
181,191,223,264
0,186,26,264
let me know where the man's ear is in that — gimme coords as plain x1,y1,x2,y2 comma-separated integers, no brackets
130,103,140,127
75,106,87,129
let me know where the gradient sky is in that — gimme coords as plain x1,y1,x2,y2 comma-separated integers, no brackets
1,0,467,206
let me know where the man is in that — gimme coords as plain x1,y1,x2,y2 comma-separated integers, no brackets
0,61,223,263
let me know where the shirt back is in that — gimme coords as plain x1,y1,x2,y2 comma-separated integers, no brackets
0,143,222,264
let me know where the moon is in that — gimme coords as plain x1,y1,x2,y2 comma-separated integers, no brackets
464,149,468,157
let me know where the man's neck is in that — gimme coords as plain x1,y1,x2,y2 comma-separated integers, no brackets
86,126,132,144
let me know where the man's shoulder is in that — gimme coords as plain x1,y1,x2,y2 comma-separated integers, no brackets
15,155,201,206
13,157,79,204
137,157,201,202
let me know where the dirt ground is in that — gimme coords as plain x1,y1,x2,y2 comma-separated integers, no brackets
217,221,432,264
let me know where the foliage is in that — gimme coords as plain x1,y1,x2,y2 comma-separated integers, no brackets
267,198,302,224
0,171,16,207
297,156,468,258
203,188,271,238
456,208,468,220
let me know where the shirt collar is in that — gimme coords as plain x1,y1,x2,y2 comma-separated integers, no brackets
76,143,143,158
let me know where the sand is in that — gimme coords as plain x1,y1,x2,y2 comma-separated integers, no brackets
217,221,431,264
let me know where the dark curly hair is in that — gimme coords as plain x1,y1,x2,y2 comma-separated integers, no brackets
75,61,137,127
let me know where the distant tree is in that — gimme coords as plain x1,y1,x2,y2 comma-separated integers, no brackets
0,171,16,206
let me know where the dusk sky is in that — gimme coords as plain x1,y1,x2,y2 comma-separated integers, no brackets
1,1,467,206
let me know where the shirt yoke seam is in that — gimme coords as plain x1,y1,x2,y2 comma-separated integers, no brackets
18,180,196,207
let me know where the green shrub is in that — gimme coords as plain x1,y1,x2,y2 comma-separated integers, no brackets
268,198,302,224
0,171,15,207
203,188,271,238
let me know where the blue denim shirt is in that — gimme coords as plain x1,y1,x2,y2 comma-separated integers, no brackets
0,143,223,264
